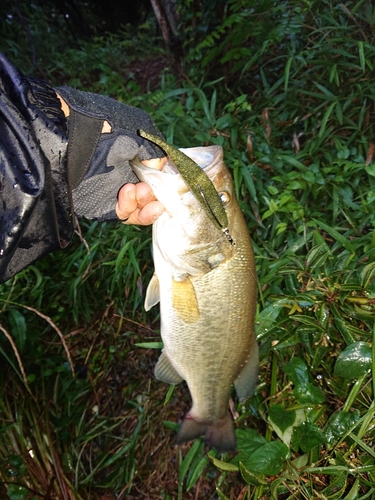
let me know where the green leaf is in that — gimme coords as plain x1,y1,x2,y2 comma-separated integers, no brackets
332,313,357,345
319,101,337,138
269,405,305,447
269,404,296,433
291,422,327,452
163,420,180,431
321,471,348,498
314,81,336,99
242,441,289,475
284,56,293,92
334,341,372,379
312,218,356,253
361,262,375,288
283,358,326,404
271,477,291,499
239,462,268,486
276,154,308,172
186,455,209,491
234,428,267,462
291,314,325,331
134,342,163,349
343,476,360,500
358,41,365,72
179,439,203,485
210,89,217,118
290,454,309,470
255,303,282,339
325,410,360,445
7,485,30,500
241,166,257,203
294,382,326,405
210,456,238,472
348,432,375,459
194,88,214,126
283,357,310,387
164,384,175,405
216,487,230,500
8,309,27,352
365,163,375,177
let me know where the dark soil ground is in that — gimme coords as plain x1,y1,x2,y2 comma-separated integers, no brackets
126,54,177,93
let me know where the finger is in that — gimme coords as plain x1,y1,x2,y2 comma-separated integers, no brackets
124,201,165,226
142,156,167,170
116,183,165,225
115,156,167,224
116,183,138,221
134,182,157,208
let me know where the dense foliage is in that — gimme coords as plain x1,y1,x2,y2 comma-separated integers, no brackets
0,0,374,498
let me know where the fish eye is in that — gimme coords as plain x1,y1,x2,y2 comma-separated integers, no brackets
219,191,230,206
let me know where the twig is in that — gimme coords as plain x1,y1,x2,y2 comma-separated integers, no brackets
1,300,75,376
366,142,374,166
339,3,368,43
113,314,156,332
0,323,32,394
20,304,75,376
74,217,92,280
74,216,91,255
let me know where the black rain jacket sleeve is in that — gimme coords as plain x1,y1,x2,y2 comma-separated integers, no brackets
0,53,72,283
0,54,165,284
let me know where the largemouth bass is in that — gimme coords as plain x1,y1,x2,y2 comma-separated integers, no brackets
131,145,258,452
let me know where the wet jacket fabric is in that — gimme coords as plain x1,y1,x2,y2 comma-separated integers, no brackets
0,54,165,283
0,54,72,283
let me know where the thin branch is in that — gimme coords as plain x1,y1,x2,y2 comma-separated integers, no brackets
19,304,75,377
0,324,32,394
0,300,75,376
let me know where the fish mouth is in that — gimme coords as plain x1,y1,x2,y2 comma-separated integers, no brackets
131,145,228,199
132,147,221,175
160,145,222,176
178,146,223,175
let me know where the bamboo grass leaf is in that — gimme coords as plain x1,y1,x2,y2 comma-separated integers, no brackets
318,101,337,138
312,218,356,252
358,41,365,72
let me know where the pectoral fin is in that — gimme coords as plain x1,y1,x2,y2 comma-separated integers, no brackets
172,276,200,323
234,340,259,401
155,351,183,384
144,274,160,311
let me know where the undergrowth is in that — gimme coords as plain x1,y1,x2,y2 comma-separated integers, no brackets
1,0,375,499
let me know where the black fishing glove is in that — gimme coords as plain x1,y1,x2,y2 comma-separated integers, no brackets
55,86,164,221
0,52,164,283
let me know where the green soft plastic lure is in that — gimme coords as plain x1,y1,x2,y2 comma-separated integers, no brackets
139,130,233,244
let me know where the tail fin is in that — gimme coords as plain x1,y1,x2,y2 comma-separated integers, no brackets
176,412,236,453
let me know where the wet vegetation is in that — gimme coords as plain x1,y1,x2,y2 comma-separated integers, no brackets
0,0,375,498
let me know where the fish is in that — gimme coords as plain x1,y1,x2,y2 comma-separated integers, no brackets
131,145,259,452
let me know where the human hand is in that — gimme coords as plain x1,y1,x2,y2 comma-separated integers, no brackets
116,157,167,225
